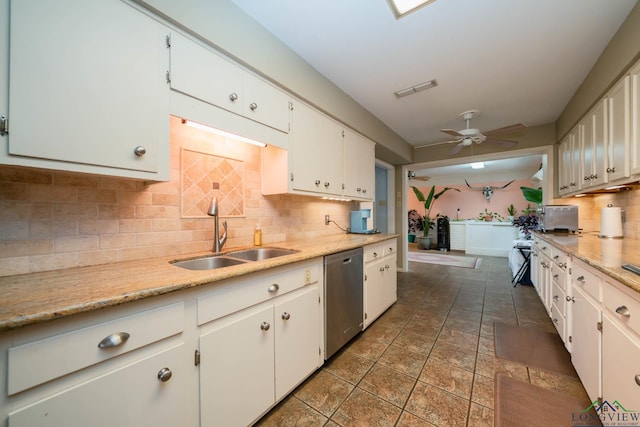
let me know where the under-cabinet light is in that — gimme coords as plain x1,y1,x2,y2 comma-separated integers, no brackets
182,119,267,147
470,162,485,169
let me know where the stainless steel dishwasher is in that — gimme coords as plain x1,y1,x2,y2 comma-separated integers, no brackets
324,247,363,359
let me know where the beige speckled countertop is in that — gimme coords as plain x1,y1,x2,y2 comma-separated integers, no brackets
535,232,640,293
0,234,398,332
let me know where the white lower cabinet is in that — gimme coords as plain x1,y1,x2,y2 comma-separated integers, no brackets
8,344,185,427
363,239,397,329
198,285,321,427
602,315,640,406
197,260,323,426
570,285,602,402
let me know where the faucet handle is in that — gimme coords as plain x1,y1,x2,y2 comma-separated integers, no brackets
220,221,228,248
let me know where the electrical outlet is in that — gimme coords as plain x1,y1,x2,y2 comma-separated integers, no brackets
324,215,330,225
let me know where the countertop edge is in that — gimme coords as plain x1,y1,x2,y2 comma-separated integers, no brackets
0,234,399,332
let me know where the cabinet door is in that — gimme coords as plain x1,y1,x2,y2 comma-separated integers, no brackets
200,305,274,427
530,248,540,289
602,315,640,406
343,129,375,200
243,72,290,133
607,76,631,182
274,286,321,400
558,135,573,195
592,99,608,186
631,60,640,175
291,102,344,195
169,32,243,116
580,118,594,188
364,257,396,329
571,286,602,402
8,0,169,176
8,344,185,427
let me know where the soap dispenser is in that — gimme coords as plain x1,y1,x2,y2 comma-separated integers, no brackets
254,225,262,246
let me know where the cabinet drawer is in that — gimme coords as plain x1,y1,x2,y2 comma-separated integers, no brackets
8,302,184,395
537,240,552,257
571,261,602,302
551,282,567,316
550,305,566,341
551,263,567,292
197,260,322,325
603,280,640,337
383,239,397,257
551,246,568,268
364,244,385,263
8,344,185,427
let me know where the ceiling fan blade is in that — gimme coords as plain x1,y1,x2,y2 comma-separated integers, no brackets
440,129,463,137
485,138,519,147
483,123,527,136
449,143,464,155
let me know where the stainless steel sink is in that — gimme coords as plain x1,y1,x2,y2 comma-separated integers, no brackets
171,256,249,271
225,247,300,261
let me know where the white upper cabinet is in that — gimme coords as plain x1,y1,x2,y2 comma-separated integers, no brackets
5,0,170,181
289,101,344,196
169,32,290,134
631,60,640,175
606,75,631,182
558,129,579,196
343,129,375,200
580,99,608,189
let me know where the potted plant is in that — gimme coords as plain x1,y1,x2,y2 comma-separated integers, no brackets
478,208,505,222
411,185,460,250
507,204,516,222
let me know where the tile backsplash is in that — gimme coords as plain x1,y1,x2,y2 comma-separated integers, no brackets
0,116,355,277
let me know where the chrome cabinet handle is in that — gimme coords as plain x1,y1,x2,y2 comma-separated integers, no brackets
268,284,279,293
616,305,631,318
282,312,291,320
249,102,258,111
554,255,559,260
385,264,390,270
98,332,130,348
373,252,378,258
552,318,558,324
356,187,362,192
566,296,575,303
324,182,330,188
362,189,367,193
157,367,172,382
260,322,270,331
388,247,393,252
133,146,146,157
577,276,585,283
553,274,559,279
553,295,559,301
379,267,385,272
315,180,321,186
229,92,238,102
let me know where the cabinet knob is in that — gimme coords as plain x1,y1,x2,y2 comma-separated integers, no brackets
157,367,172,382
373,252,378,258
249,102,258,111
388,247,393,252
635,374,640,386
362,189,367,193
260,322,271,331
385,264,390,270
379,267,385,272
315,180,321,186
268,284,279,293
282,312,291,320
566,296,575,303
552,318,558,324
133,146,146,157
229,92,238,102
553,274,559,279
98,332,130,348
356,187,362,192
553,295,559,301
324,182,330,188
616,305,631,318
576,275,585,283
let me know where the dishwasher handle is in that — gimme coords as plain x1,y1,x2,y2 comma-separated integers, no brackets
343,257,353,264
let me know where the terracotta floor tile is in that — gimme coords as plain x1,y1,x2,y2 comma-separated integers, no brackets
405,382,469,427
254,396,327,426
396,411,438,426
344,336,389,361
377,344,428,378
429,341,478,372
330,388,401,426
359,364,416,407
391,329,436,355
468,402,494,427
471,373,494,409
419,358,474,399
293,370,353,417
324,349,374,384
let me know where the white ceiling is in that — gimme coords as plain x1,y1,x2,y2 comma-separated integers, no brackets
232,0,636,179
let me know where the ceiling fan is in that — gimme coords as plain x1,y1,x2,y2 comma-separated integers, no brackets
439,110,527,155
407,170,430,181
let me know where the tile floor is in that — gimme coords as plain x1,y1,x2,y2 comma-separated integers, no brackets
256,253,589,426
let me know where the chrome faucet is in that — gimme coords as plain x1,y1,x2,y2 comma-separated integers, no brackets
207,197,227,252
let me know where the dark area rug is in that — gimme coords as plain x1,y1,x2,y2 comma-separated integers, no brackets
495,374,601,427
494,322,577,377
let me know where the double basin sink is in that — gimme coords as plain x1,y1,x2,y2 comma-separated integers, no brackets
171,247,299,271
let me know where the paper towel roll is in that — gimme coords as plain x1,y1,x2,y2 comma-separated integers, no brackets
600,206,623,238
600,238,623,266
